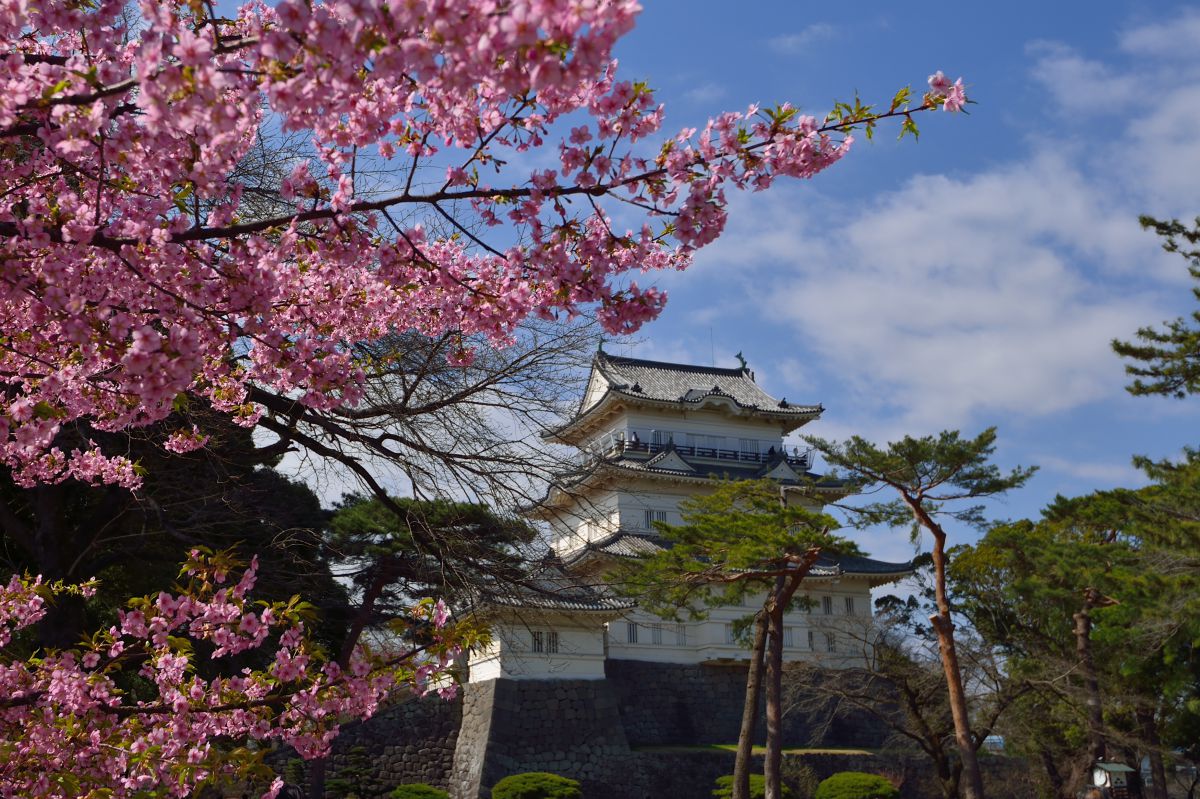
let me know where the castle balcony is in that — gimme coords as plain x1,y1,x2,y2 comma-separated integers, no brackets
569,430,814,471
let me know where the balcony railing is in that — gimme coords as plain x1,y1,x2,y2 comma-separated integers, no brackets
571,433,814,471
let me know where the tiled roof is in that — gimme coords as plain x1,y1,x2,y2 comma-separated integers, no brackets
592,353,820,416
473,558,634,613
561,532,913,579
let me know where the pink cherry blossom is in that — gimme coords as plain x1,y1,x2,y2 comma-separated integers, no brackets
0,2,963,488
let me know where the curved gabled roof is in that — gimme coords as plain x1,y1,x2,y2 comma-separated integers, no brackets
546,353,822,444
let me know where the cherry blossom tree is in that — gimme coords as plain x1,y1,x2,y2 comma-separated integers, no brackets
0,1,969,795
0,0,966,491
0,548,476,798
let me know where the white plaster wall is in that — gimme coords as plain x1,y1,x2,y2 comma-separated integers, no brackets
469,614,610,681
605,578,877,670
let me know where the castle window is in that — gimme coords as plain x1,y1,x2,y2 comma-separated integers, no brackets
844,596,856,615
783,626,795,648
644,509,669,529
651,624,663,645
626,621,638,644
532,630,559,654
724,623,735,645
822,596,834,615
807,630,815,650
825,633,836,653
675,623,687,646
739,438,760,455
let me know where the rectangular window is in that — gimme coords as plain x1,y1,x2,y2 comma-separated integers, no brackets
804,595,813,614
822,596,833,615
783,626,795,648
626,621,638,644
739,438,760,455
844,596,856,616
724,623,735,645
651,624,663,645
532,630,558,654
825,633,836,653
807,630,815,650
643,509,669,529
675,623,687,646
651,429,671,446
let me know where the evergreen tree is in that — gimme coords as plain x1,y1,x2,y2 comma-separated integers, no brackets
807,429,1034,799
612,479,859,799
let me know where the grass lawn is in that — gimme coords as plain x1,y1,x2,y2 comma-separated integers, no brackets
633,744,875,756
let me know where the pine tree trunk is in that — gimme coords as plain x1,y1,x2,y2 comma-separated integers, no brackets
926,527,986,799
308,559,397,799
1137,705,1168,799
1073,593,1106,765
733,610,769,799
764,594,785,799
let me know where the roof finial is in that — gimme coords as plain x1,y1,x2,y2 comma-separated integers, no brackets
597,336,606,353
735,350,747,370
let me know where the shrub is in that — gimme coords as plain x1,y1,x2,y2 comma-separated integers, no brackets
490,772,582,799
713,774,794,799
813,772,900,799
388,785,449,799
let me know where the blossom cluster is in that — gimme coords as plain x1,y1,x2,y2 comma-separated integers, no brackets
0,0,965,486
0,552,468,798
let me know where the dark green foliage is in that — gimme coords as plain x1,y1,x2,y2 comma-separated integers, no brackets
807,428,1035,538
328,494,535,604
388,784,449,799
1112,215,1200,398
713,773,793,799
812,772,899,799
611,479,859,619
0,402,349,652
490,772,582,799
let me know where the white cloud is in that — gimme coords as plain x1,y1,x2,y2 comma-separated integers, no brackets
1119,9,1200,58
768,24,836,54
693,151,1175,432
1033,454,1147,486
683,81,727,104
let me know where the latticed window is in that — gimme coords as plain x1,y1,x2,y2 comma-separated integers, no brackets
547,631,559,654
626,621,638,644
643,509,669,529
724,623,735,644
825,633,836,653
532,631,544,653
822,596,833,615
807,630,815,650
844,596,856,615
675,623,687,646
783,626,795,648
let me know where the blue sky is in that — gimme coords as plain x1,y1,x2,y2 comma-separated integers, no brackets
598,2,1200,561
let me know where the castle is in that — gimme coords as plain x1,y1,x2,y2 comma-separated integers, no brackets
466,351,912,682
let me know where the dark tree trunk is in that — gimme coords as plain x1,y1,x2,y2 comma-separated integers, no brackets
308,558,398,799
764,595,785,799
1073,590,1106,766
924,525,985,799
1137,705,1167,799
733,610,768,799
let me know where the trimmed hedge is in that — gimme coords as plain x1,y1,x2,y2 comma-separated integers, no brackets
388,785,449,799
713,774,794,799
813,772,900,799
490,772,583,799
